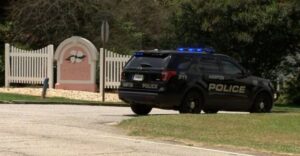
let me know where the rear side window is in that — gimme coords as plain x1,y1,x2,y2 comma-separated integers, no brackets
168,54,193,70
168,54,220,73
200,57,220,73
174,56,193,70
125,53,171,70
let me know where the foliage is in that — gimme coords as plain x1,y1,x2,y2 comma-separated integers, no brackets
278,53,300,105
0,0,10,86
280,53,300,77
0,55,4,86
8,0,115,48
172,0,300,79
285,74,300,105
7,0,182,53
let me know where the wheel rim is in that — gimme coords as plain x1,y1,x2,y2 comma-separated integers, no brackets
259,101,265,110
187,96,199,112
180,92,202,114
252,93,272,113
189,101,196,109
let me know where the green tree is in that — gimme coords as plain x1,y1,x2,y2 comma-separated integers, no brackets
110,0,183,51
0,0,10,49
0,0,10,86
8,0,116,48
279,53,300,105
7,0,183,53
286,74,300,105
172,0,300,79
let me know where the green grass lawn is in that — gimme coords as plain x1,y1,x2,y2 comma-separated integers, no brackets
0,92,128,106
0,92,98,104
119,105,300,155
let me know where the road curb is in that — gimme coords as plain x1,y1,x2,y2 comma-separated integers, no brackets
0,100,130,107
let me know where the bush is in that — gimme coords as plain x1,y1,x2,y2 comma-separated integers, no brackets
285,74,300,105
0,54,4,86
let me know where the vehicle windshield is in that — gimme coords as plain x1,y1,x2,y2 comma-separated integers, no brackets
125,53,171,70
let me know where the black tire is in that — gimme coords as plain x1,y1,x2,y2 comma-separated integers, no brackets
203,109,218,114
251,93,273,113
179,91,202,114
130,104,152,115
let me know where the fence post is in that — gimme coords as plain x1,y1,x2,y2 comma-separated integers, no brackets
41,77,49,98
5,43,10,87
47,45,54,88
99,48,104,100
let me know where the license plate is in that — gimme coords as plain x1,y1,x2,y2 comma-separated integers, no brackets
133,74,144,81
122,82,133,88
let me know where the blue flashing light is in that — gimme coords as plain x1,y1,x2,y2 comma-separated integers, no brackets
134,52,144,56
188,48,195,52
196,48,203,52
178,48,184,52
177,47,214,53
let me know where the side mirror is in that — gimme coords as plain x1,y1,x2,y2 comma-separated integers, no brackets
243,70,251,76
237,71,248,78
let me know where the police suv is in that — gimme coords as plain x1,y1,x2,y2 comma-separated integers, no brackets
118,48,277,115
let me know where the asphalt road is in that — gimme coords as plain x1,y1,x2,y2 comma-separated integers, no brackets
0,104,253,156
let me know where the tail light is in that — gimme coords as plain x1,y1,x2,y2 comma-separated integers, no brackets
161,70,177,81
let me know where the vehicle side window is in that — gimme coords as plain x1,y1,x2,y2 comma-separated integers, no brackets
187,58,201,73
221,60,242,75
176,55,193,70
200,57,220,73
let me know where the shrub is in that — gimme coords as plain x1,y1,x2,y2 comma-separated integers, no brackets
285,74,300,105
0,54,4,86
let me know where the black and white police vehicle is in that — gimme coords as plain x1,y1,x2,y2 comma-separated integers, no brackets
118,48,277,115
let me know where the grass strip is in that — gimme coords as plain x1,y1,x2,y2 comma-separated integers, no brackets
119,105,300,155
0,92,128,106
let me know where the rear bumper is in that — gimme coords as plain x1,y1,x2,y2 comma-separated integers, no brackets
118,90,181,109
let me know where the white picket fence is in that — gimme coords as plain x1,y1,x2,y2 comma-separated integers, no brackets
4,44,130,90
100,48,131,89
5,44,54,88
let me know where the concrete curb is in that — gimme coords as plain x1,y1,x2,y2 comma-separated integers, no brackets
0,100,130,107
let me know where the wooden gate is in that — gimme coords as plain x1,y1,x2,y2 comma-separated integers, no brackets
5,44,54,88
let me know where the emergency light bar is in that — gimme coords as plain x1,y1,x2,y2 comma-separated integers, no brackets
133,47,215,56
177,47,215,53
134,52,144,56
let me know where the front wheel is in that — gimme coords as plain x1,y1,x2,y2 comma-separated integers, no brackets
179,91,202,114
251,93,273,113
130,104,152,115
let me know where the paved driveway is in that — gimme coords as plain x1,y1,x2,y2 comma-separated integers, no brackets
0,104,253,156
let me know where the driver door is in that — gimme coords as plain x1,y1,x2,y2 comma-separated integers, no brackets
220,59,251,110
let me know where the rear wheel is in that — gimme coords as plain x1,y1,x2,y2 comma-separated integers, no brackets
179,91,202,114
251,93,273,113
130,103,152,115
